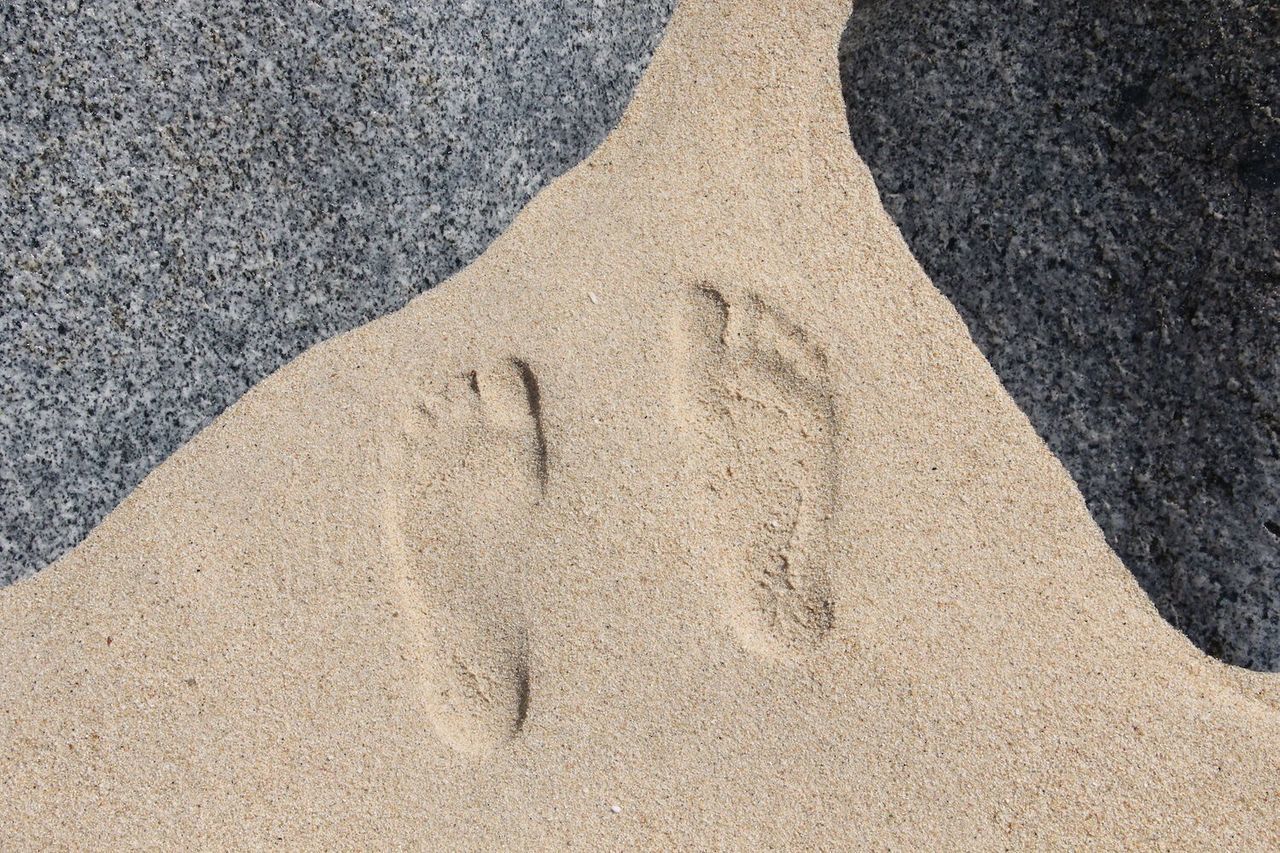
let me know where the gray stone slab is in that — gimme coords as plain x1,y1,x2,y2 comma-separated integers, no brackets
7,0,1276,673
841,0,1279,668
1,0,675,583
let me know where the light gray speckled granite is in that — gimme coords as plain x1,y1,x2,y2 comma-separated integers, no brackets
1,0,674,582
841,0,1279,669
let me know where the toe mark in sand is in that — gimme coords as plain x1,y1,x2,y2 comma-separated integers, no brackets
468,358,549,495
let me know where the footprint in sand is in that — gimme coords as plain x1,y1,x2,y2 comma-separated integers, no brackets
388,358,546,754
680,284,840,659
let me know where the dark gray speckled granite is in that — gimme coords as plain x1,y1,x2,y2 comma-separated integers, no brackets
1,0,674,583
841,0,1279,668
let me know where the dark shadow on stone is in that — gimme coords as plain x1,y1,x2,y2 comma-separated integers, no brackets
0,0,675,584
840,0,1279,668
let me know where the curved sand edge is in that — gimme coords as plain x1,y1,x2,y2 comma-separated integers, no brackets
3,0,1278,847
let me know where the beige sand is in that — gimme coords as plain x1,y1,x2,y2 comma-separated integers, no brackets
3,0,1279,848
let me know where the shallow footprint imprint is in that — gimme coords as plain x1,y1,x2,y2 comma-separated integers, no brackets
389,358,545,754
681,284,840,659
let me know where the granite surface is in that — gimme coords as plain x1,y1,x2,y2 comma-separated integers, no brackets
841,0,1279,668
1,0,674,583
4,0,1277,671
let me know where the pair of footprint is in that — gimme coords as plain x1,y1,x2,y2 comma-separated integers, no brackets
391,285,839,755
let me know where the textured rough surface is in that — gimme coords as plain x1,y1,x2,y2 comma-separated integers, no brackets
5,0,1277,677
841,0,1280,668
4,0,1280,842
0,0,674,582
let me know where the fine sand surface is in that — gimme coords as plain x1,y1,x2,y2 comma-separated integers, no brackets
3,0,1279,848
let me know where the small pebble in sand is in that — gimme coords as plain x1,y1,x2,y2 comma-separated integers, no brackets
610,804,622,814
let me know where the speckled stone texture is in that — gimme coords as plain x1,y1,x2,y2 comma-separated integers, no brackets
841,0,1279,668
1,0,674,583
6,0,1278,672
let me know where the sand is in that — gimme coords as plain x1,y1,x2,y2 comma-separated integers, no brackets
2,0,1278,848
